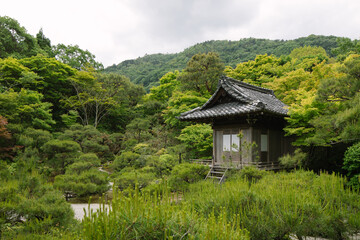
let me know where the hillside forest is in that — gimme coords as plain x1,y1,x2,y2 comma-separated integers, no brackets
1,16,360,239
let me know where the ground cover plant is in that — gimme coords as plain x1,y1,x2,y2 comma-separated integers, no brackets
185,169,360,240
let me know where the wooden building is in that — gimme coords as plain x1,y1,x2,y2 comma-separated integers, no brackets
178,76,294,169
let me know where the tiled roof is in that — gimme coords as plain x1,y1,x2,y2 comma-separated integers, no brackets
178,76,288,121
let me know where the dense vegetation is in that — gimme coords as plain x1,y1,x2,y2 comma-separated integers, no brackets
1,16,360,239
105,35,340,90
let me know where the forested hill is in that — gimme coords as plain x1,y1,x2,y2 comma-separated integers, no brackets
104,35,340,90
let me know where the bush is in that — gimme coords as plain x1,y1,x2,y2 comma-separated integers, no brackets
147,153,178,177
236,166,267,183
54,168,109,197
167,163,209,191
185,170,360,240
279,148,307,169
0,173,75,237
114,167,157,190
177,123,213,159
77,153,101,166
81,185,250,240
343,142,360,189
112,151,141,170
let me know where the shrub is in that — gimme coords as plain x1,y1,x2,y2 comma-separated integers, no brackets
343,142,360,189
112,151,141,170
279,148,307,169
114,167,157,190
54,168,109,197
177,123,213,159
147,153,178,177
167,163,209,191
184,170,360,240
77,153,101,166
81,185,250,240
233,166,267,183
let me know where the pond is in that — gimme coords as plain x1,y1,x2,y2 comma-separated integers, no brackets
71,203,108,220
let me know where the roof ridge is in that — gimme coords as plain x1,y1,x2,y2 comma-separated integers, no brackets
222,76,274,95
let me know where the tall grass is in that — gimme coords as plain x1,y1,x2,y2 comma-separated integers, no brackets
185,170,360,240
81,184,249,239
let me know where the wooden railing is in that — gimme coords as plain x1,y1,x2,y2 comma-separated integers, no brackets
189,159,212,166
190,159,282,171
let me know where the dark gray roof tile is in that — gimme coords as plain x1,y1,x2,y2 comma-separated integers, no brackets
178,76,288,121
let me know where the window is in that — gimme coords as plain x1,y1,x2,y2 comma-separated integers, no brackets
260,133,268,162
223,133,240,152
223,134,231,151
261,134,268,152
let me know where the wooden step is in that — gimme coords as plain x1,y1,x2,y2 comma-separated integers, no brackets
207,176,222,179
205,166,228,184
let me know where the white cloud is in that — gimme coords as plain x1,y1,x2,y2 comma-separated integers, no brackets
1,0,360,67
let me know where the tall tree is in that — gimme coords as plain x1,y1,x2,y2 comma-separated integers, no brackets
36,28,53,57
178,52,224,95
0,16,41,58
52,44,104,71
64,72,143,128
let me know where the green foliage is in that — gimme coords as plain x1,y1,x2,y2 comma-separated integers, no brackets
105,35,340,90
185,170,360,240
18,128,52,149
177,123,213,159
81,185,249,240
41,139,81,174
178,52,224,94
54,168,109,197
63,71,144,130
289,45,328,60
147,153,178,177
0,172,74,238
236,166,267,183
331,37,360,60
57,124,112,161
0,16,42,58
113,167,157,191
167,163,209,191
146,70,180,102
279,148,308,169
0,89,55,131
125,118,151,142
343,142,360,189
112,151,141,170
225,54,288,87
53,43,103,70
163,90,208,129
301,54,360,145
36,28,53,57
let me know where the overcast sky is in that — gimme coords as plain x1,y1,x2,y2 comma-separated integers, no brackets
1,0,360,67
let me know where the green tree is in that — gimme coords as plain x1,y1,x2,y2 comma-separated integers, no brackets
146,71,180,102
343,142,360,189
177,123,213,159
0,57,41,92
0,89,55,131
126,118,151,142
163,90,208,129
53,43,103,70
307,54,360,145
41,139,81,174
35,28,53,57
0,16,41,58
225,54,289,87
178,52,224,95
57,124,112,160
64,72,144,129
